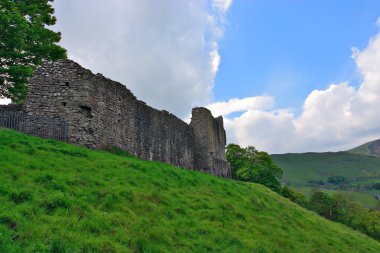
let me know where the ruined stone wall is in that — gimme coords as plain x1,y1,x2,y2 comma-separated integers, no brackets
1,60,231,177
24,60,194,168
190,107,231,177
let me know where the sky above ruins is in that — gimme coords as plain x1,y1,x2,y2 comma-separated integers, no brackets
3,0,380,154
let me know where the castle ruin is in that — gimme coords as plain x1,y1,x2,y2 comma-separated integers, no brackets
0,60,231,178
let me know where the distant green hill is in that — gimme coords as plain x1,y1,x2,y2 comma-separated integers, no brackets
348,139,380,157
272,143,380,208
1,129,380,252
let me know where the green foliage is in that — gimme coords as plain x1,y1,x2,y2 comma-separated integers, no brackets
327,176,346,185
307,179,325,186
369,182,380,190
282,188,380,241
0,129,380,252
309,190,347,221
226,144,283,192
0,0,66,103
281,185,309,208
309,190,380,241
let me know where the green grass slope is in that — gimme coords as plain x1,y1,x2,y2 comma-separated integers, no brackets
1,129,380,252
272,152,380,186
271,152,380,207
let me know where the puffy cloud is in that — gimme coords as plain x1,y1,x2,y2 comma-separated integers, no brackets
295,83,355,141
208,26,380,154
208,96,274,117
52,0,233,118
0,98,11,105
224,109,296,153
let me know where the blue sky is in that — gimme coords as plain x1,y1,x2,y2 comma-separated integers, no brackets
214,0,380,113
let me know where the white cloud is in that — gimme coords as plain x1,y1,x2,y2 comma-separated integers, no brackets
0,98,11,105
224,109,296,152
210,46,221,75
207,96,274,117
212,0,233,14
208,26,380,154
52,0,232,118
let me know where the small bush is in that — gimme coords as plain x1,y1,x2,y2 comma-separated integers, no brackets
281,186,308,208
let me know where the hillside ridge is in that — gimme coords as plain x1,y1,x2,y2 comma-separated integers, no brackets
348,139,380,157
271,140,380,207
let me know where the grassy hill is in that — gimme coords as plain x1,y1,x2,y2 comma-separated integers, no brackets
1,129,380,252
348,139,380,157
272,149,380,208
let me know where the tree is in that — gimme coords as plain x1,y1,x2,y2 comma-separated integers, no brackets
0,0,66,103
309,190,347,221
281,185,309,208
225,144,247,179
226,144,283,192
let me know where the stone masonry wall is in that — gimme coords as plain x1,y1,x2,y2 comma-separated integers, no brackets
190,107,231,177
1,60,231,177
